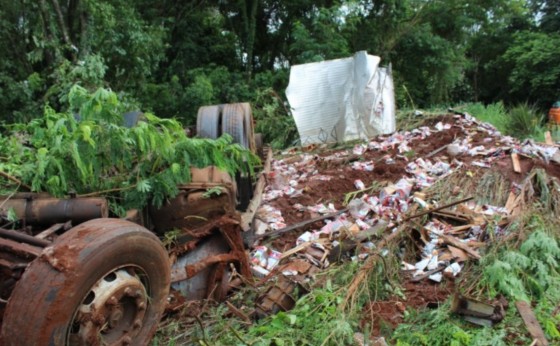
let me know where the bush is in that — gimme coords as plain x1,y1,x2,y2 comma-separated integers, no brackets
506,103,545,140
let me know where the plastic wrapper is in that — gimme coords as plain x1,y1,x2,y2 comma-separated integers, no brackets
251,246,268,267
353,144,367,155
348,198,371,219
444,262,462,277
354,179,366,190
266,250,282,270
352,161,374,171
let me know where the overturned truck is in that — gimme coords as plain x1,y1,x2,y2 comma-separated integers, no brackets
0,103,266,345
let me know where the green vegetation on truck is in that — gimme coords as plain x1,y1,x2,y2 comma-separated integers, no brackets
0,86,260,215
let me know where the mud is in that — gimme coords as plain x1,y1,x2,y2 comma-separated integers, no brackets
361,279,455,337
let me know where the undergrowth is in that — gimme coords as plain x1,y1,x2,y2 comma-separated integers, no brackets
393,213,560,345
156,257,401,346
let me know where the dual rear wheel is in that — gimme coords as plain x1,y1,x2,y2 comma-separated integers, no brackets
196,103,260,210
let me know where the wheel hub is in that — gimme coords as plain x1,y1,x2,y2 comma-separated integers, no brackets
70,268,148,345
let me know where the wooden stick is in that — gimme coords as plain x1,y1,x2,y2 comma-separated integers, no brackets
225,301,252,324
516,301,549,346
426,144,449,158
410,265,446,282
402,196,474,222
439,234,481,260
545,131,553,145
280,241,312,259
511,153,521,173
255,208,348,240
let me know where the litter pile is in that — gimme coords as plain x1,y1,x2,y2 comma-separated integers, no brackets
245,112,560,329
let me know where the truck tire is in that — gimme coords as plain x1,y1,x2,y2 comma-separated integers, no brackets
239,102,256,153
197,105,221,139
1,219,170,346
221,104,254,209
222,103,249,148
255,133,264,158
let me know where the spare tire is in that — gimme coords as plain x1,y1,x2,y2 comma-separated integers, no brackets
197,105,221,139
222,104,248,148
239,103,256,153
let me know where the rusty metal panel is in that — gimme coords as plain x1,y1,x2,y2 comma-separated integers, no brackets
149,189,236,232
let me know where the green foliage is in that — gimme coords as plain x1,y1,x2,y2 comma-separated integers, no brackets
481,221,560,302
246,289,354,345
503,31,560,107
505,103,546,140
0,86,258,213
252,88,298,149
289,6,350,64
465,102,546,140
202,187,223,199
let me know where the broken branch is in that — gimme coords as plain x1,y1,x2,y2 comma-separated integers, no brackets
255,208,348,240
0,171,32,191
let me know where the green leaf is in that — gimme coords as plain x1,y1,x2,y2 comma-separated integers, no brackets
136,180,152,193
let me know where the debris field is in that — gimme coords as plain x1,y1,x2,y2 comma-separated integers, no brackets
160,112,560,345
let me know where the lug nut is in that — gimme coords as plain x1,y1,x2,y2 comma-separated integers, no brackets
134,289,143,298
137,302,146,311
105,296,118,306
123,287,132,296
133,319,142,329
122,335,132,345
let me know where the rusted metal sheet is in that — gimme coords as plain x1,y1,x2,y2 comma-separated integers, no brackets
149,166,237,232
256,276,300,317
172,253,239,282
0,196,108,226
170,216,251,300
255,261,319,318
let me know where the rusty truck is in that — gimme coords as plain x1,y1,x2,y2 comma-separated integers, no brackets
0,103,268,345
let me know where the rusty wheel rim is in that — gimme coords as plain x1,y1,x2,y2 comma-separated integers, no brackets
67,266,149,345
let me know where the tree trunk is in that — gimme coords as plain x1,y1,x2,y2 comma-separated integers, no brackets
49,0,76,61
239,0,258,81
38,0,54,67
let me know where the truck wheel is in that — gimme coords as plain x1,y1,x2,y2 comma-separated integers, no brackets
197,105,221,139
255,133,264,158
222,103,249,148
1,219,170,346
239,103,256,153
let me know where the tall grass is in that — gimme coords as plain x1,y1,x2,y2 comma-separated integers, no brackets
463,102,508,134
464,102,547,141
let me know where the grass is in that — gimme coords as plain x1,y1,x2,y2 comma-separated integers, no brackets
462,102,508,134
398,102,551,142
462,102,549,141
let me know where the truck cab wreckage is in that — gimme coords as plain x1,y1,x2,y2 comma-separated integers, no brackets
0,103,268,345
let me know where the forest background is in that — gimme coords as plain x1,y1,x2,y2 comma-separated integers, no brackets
0,0,558,147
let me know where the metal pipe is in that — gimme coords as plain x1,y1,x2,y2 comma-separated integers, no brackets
0,228,50,247
0,197,108,225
